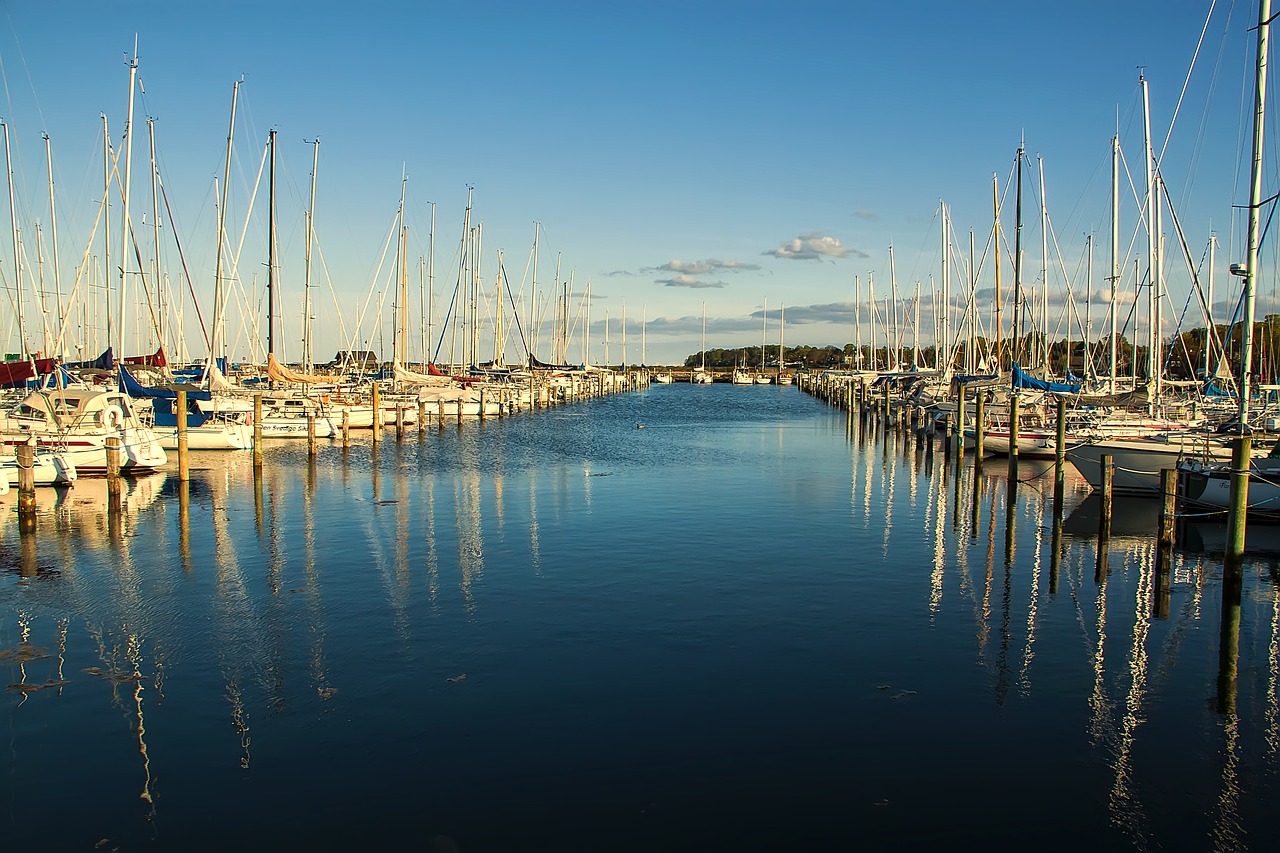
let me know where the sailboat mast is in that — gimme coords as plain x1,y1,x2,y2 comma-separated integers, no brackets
1141,73,1158,398
2,122,24,356
992,173,1002,371
1206,234,1215,382
1238,0,1271,428
102,114,111,353
394,170,407,368
427,201,435,366
940,201,949,370
209,80,239,375
45,133,64,355
853,275,862,369
118,41,138,359
761,297,767,372
888,245,898,369
1013,145,1024,366
779,302,785,378
1110,134,1120,390
303,138,318,372
1038,156,1049,370
267,129,277,359
868,272,876,371
146,120,160,349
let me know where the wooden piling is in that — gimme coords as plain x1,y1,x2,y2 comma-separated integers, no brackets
16,439,36,518
371,384,381,444
1007,393,1020,481
308,413,317,456
1158,467,1178,549
176,389,190,482
479,388,486,422
418,400,427,435
395,406,404,438
253,394,264,468
1099,454,1114,540
974,391,985,459
342,409,351,447
438,398,446,429
1224,435,1253,563
105,435,122,510
1053,396,1066,508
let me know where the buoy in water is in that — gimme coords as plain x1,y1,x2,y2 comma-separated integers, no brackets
636,424,645,429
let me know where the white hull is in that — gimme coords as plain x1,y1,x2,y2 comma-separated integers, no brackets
156,421,254,450
1,452,77,486
1066,436,1232,495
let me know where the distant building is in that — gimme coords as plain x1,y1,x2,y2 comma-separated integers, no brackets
330,350,379,370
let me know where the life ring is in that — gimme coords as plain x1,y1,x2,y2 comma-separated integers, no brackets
99,403,125,430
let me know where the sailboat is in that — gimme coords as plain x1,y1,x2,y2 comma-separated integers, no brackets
777,303,793,385
1176,0,1278,514
693,303,713,383
755,299,773,384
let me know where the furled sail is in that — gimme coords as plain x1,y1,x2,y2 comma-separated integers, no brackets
266,353,329,384
393,360,451,387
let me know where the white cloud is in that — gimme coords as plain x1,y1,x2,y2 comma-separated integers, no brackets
766,234,857,260
649,258,760,274
657,275,727,289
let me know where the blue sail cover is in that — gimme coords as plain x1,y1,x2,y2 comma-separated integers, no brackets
1011,363,1081,393
1203,380,1233,398
118,363,212,402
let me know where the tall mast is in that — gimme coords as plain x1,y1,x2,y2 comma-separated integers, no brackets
147,120,160,348
102,114,112,353
427,201,435,365
1084,234,1092,380
1206,234,1216,382
1038,155,1049,370
1141,72,1158,399
992,173,1002,371
779,302,785,377
940,201,949,371
303,138,319,372
1013,145,1024,366
2,121,24,356
267,129,277,359
621,301,626,368
44,133,65,356
761,296,767,372
1237,0,1271,429
868,272,877,371
529,221,537,364
209,79,239,377
1110,134,1120,390
853,275,862,369
888,245,898,370
394,168,407,367
118,39,139,358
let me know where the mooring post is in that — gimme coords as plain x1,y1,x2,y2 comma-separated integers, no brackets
974,391,985,459
371,384,381,444
105,435,122,510
1158,467,1178,549
1099,454,1114,540
1225,435,1253,563
1007,393,1020,481
342,409,351,447
253,394,264,468
396,406,404,439
16,438,36,519
418,400,427,435
438,398,446,429
176,390,190,482
1053,396,1067,509
479,388,486,422
308,413,317,456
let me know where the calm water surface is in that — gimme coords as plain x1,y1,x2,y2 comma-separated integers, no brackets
1,384,1277,851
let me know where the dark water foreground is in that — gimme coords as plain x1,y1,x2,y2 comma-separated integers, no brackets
0,385,1276,851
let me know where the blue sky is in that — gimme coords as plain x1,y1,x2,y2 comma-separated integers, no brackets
0,1,1269,366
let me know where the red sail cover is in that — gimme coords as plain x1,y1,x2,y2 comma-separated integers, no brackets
0,357,57,386
123,347,167,368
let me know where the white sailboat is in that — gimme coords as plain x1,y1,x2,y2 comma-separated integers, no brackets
755,299,773,383
693,303,713,383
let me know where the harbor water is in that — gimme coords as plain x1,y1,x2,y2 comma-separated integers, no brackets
1,383,1277,851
